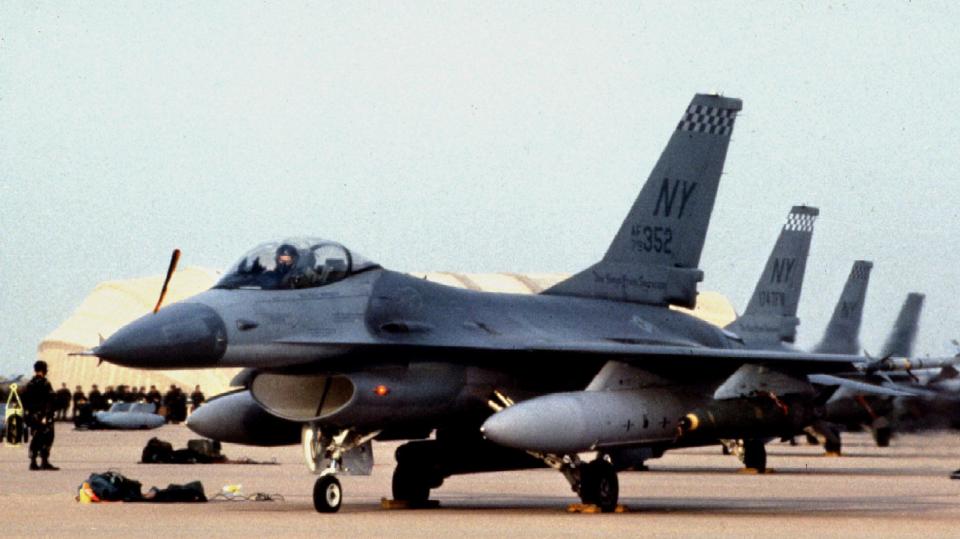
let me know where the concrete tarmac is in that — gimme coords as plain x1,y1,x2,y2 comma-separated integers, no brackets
3,424,960,538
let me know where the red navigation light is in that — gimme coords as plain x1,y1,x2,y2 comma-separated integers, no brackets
374,384,390,397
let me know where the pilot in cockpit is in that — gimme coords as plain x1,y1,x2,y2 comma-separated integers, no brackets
275,244,298,271
262,243,300,288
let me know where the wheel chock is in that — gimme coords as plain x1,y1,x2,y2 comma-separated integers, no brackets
566,503,627,513
738,467,775,474
380,498,440,510
823,451,842,457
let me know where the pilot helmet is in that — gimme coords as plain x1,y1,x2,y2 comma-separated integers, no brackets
274,244,299,269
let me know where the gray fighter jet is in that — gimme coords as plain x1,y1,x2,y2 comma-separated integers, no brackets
823,292,928,446
91,94,867,512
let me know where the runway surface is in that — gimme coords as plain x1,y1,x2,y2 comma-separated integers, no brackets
2,424,960,538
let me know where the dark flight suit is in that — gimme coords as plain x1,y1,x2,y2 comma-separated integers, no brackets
190,389,205,413
71,388,86,420
55,387,71,420
146,388,162,406
23,375,56,470
88,388,105,411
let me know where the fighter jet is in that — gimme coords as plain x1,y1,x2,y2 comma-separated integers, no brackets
798,260,874,452
823,292,929,445
92,93,868,513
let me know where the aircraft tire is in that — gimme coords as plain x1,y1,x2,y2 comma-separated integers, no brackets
578,459,619,512
873,427,892,447
313,475,342,513
391,463,430,504
742,439,766,471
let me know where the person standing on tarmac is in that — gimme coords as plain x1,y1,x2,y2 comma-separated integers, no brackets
23,361,58,471
71,385,86,420
55,383,71,420
190,385,205,413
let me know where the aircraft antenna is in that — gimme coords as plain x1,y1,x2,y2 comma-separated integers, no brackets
153,248,182,314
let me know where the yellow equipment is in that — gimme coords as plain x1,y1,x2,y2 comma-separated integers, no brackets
4,383,26,447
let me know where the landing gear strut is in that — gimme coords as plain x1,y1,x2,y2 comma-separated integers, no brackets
722,438,767,471
804,421,842,455
741,438,767,471
302,424,380,513
871,417,892,447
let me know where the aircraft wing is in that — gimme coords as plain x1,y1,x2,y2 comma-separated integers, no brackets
807,373,920,397
275,334,860,373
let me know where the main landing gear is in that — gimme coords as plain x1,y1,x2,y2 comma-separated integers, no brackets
303,424,379,513
390,443,445,505
486,390,621,512
722,438,768,472
577,458,619,511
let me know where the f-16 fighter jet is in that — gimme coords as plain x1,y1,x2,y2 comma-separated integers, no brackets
91,94,866,513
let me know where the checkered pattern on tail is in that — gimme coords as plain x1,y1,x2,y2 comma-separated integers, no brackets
850,261,872,281
676,104,737,135
783,211,817,232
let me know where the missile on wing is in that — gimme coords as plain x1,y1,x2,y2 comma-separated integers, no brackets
677,395,813,440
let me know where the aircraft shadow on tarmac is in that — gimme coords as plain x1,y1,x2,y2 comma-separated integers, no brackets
637,465,945,477
316,494,957,517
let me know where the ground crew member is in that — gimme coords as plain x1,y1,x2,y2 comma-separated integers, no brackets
190,385,205,413
71,385,86,420
55,383,71,420
23,361,58,471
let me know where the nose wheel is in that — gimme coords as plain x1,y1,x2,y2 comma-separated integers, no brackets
313,474,343,513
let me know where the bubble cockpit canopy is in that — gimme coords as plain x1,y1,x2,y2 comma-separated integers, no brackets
214,238,380,290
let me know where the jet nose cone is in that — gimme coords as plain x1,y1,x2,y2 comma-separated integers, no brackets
96,302,227,368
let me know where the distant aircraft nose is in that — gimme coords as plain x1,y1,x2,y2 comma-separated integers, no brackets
95,302,227,368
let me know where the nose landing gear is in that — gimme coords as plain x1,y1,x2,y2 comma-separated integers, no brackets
303,424,380,513
313,474,342,513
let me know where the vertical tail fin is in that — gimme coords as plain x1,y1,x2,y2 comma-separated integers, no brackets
543,93,742,307
812,260,873,354
725,206,818,345
879,293,925,358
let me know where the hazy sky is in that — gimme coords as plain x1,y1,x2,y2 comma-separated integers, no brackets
2,2,958,375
